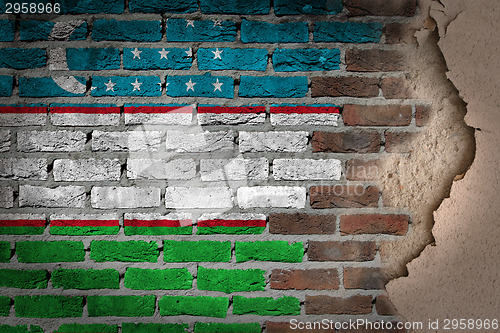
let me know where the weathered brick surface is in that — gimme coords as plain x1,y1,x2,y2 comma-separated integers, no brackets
0,158,47,180
312,76,380,97
53,159,121,181
270,269,339,290
346,159,381,180
346,49,406,72
127,158,196,180
19,185,86,208
239,131,308,153
312,131,381,153
237,186,306,209
344,0,417,16
91,187,160,209
343,105,412,126
17,131,86,152
269,213,336,234
376,295,399,315
308,241,377,261
385,131,419,153
310,185,380,208
165,187,233,209
340,214,410,235
200,158,268,181
416,105,432,126
381,77,414,99
305,295,373,314
273,159,341,180
344,267,386,289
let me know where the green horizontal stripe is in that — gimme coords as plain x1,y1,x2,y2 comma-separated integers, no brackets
0,227,44,235
124,226,192,235
50,226,119,236
197,227,265,235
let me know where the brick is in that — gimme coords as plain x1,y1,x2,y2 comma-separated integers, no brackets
130,0,197,13
20,20,87,41
237,186,306,209
385,132,418,153
50,103,119,126
270,269,339,290
344,267,385,289
125,104,193,125
55,324,118,333
344,0,417,16
198,48,268,71
53,159,120,181
376,295,398,315
308,241,376,261
200,158,268,181
343,105,412,126
124,268,192,290
19,185,85,208
381,77,414,99
127,158,195,180
0,48,46,69
384,23,417,44
165,186,233,209
0,76,13,96
239,76,308,98
160,296,228,318
122,323,188,333
52,269,119,290
239,131,308,153
19,77,86,97
233,296,300,316
90,240,159,262
312,131,381,153
273,159,341,180
0,187,13,208
0,242,10,262
0,269,48,289
200,0,269,14
235,241,303,262
0,296,10,316
15,295,83,318
0,130,10,151
270,104,340,126
163,240,231,262
0,158,47,180
340,214,409,235
197,266,265,293
266,321,332,333
273,48,340,72
92,19,161,42
50,213,119,236
0,325,43,332
124,47,192,70
305,295,373,314
194,323,261,333
166,130,235,152
92,131,162,152
167,18,236,42
311,76,380,97
310,185,379,208
416,105,431,127
274,0,342,15
17,130,86,152
91,76,161,97
0,213,45,235
49,48,119,71
167,74,234,98
269,213,335,235
87,295,155,317
314,22,383,43
346,159,381,180
16,241,84,263
197,213,266,235
124,212,192,236
346,49,406,72
241,20,308,43
0,20,15,41
60,0,123,13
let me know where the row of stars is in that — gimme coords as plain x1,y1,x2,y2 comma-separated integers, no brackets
99,78,224,93
129,47,222,60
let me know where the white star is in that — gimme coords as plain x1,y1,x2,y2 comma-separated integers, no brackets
213,78,223,92
90,86,97,91
186,20,195,28
104,79,116,92
212,48,223,60
185,47,193,57
159,48,169,60
131,78,142,92
213,20,222,27
185,78,196,92
131,48,142,60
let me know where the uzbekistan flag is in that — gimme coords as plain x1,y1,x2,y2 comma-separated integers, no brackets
270,104,341,126
197,105,265,125
124,103,193,125
124,213,192,236
50,103,120,126
0,214,45,235
197,213,266,235
50,214,119,236
0,104,46,126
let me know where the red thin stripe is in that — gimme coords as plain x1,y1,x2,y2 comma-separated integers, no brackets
0,219,45,227
197,219,266,227
51,220,119,227
124,219,192,227
0,106,46,114
50,107,120,114
124,106,193,114
198,106,265,114
270,106,340,114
